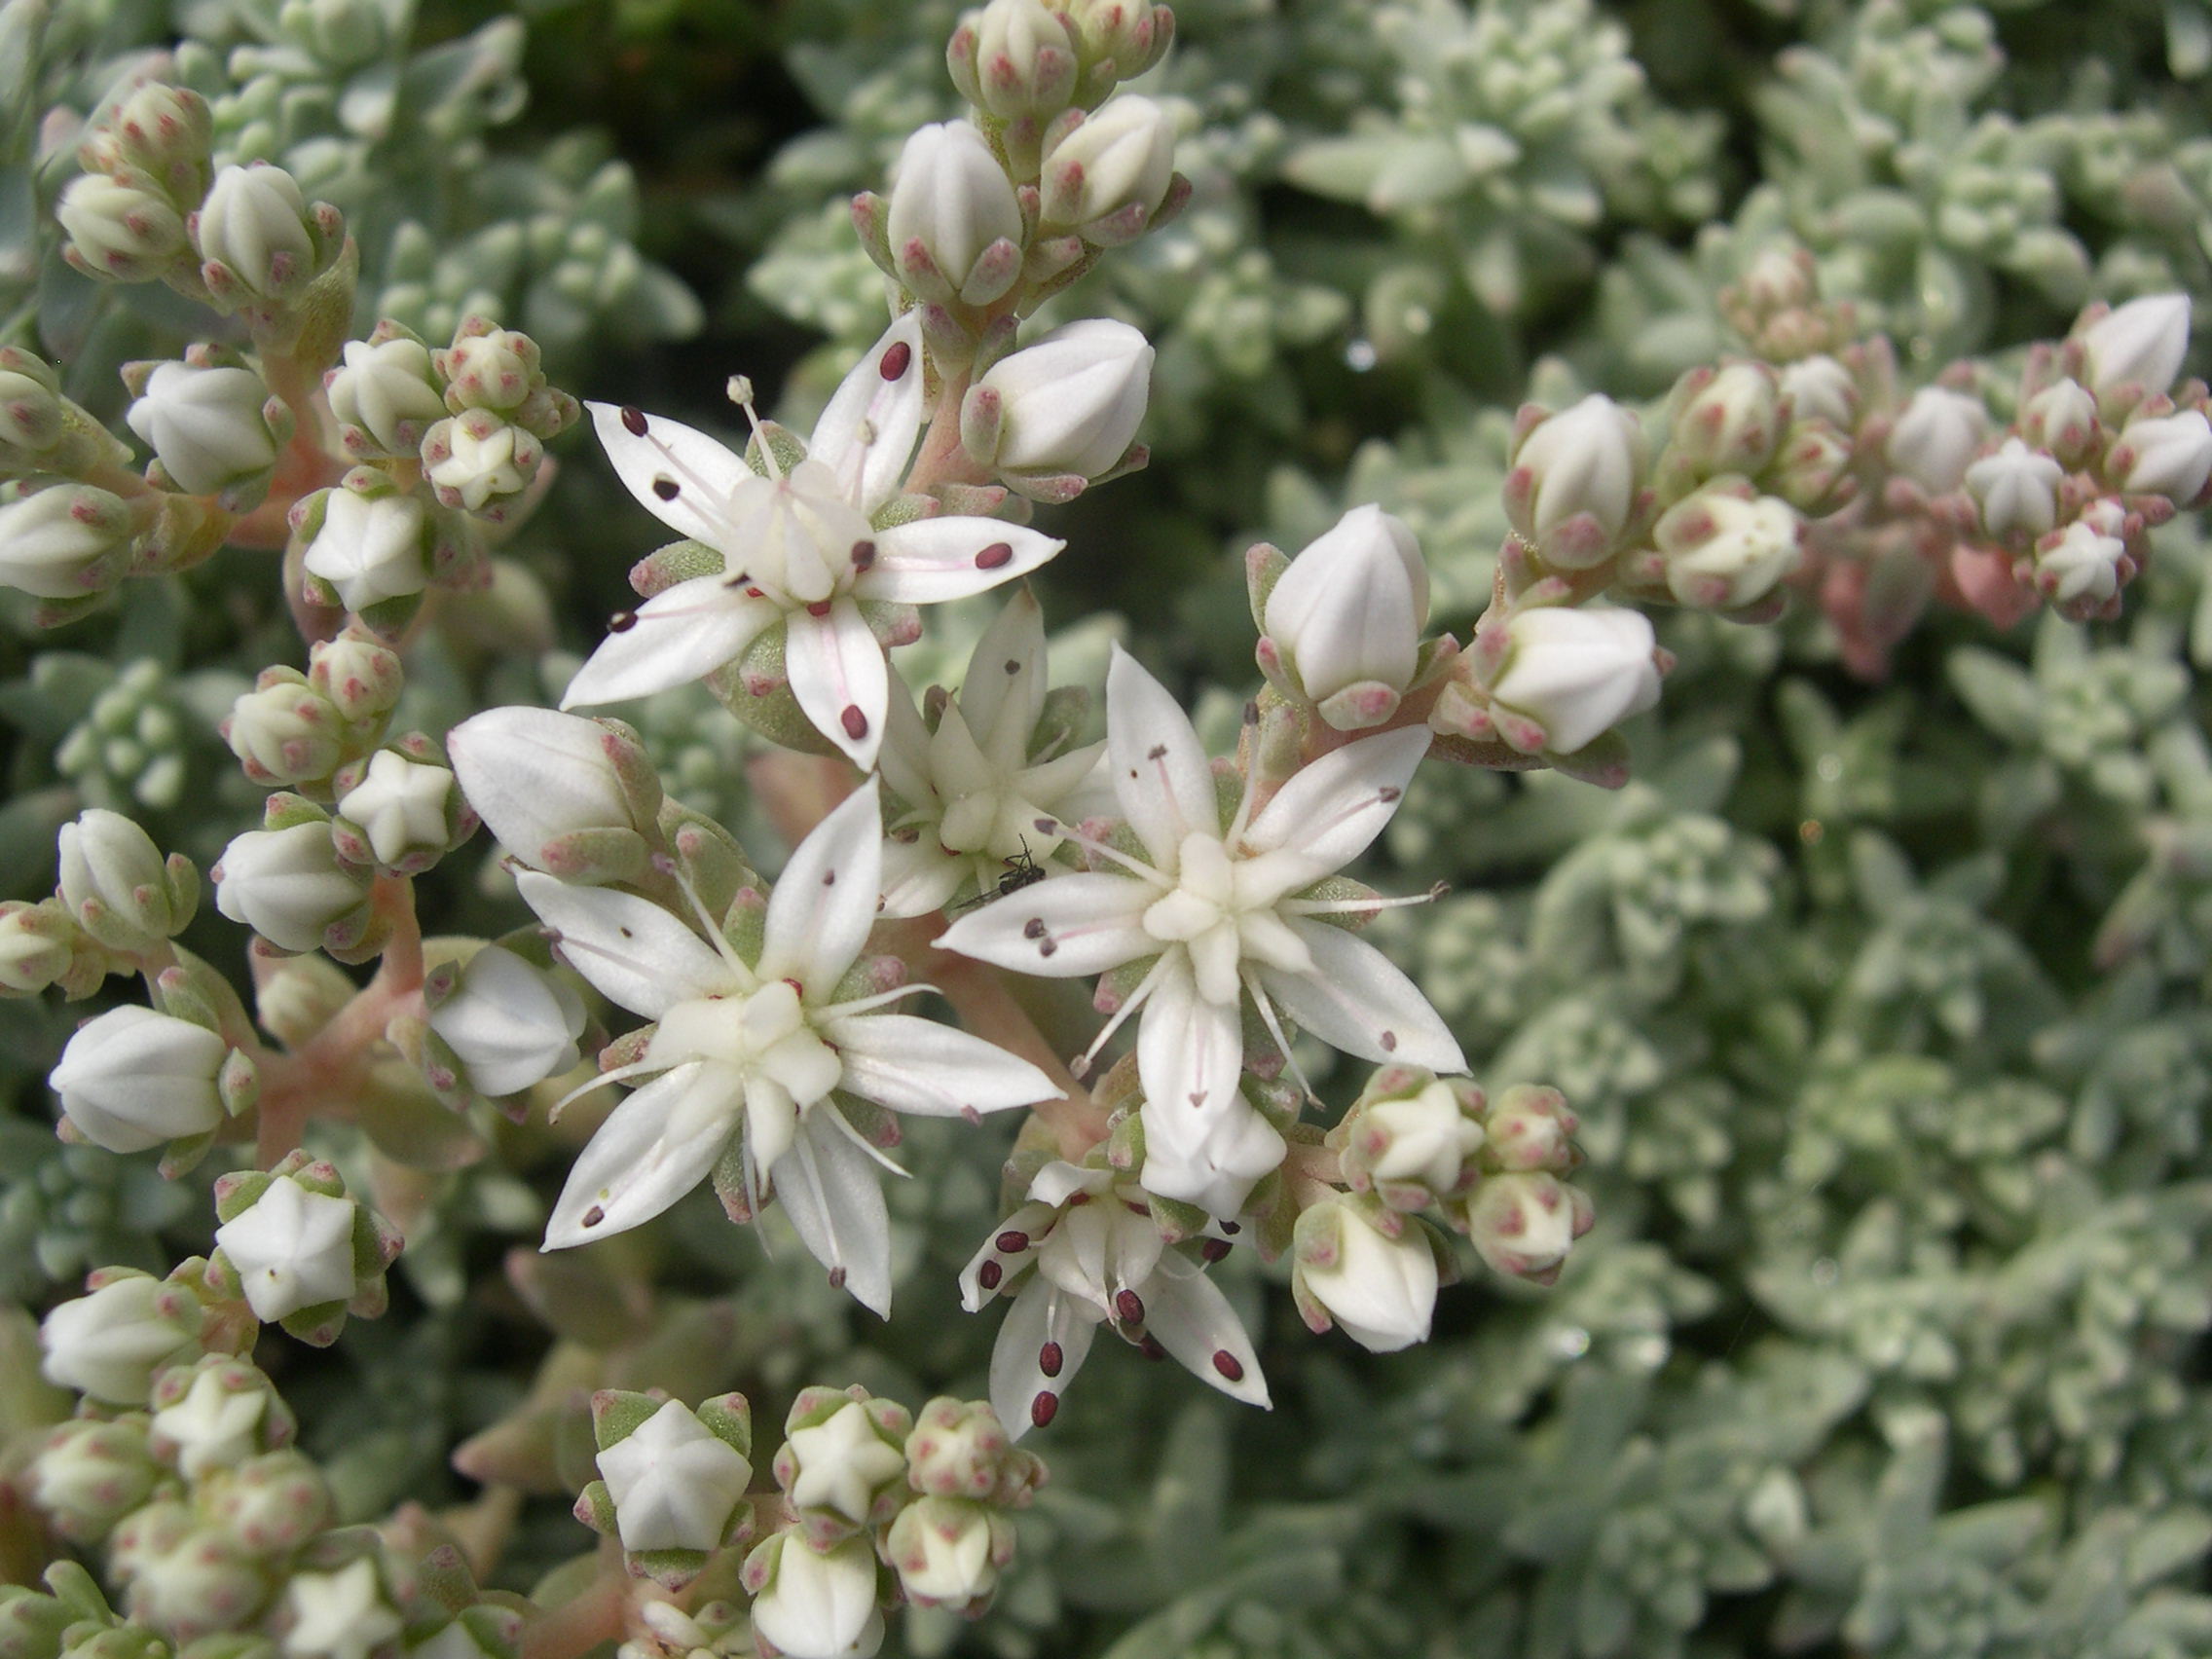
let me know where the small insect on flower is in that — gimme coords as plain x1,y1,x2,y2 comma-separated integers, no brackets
952,839,1050,912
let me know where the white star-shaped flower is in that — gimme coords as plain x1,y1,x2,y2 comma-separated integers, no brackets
338,750,454,866
283,1558,403,1659
785,1400,907,1525
566,312,1066,768
504,775,1058,1312
152,1366,272,1478
960,1161,1270,1438
215,1177,360,1322
595,1399,754,1553
938,646,1464,1218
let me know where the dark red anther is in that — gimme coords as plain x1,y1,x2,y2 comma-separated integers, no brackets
976,541,1014,570
828,1266,847,1290
1114,1288,1145,1325
1022,918,1048,940
581,1205,606,1228
1030,1390,1058,1428
619,407,648,436
1201,1238,1232,1263
996,1230,1030,1253
1211,1349,1244,1382
1139,1335,1167,1361
1038,1341,1063,1378
851,539,877,571
977,1260,1003,1290
806,600,833,617
880,342,913,380
651,477,680,500
608,610,638,633
841,706,869,740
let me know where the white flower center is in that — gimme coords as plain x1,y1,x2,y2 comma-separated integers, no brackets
645,980,843,1153
726,460,873,607
1140,833,1317,1005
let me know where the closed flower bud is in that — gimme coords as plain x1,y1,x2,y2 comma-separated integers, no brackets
57,808,197,954
300,484,432,617
591,1397,755,1555
192,163,335,303
774,1389,911,1538
1666,361,1785,482
252,953,356,1050
1461,1169,1590,1282
903,1398,1041,1505
1767,418,1856,515
1337,1072,1486,1208
446,707,660,879
2020,376,2100,468
2034,510,2130,610
970,318,1153,483
1503,394,1648,568
212,1171,368,1324
884,1497,1004,1609
1653,480,1802,609
212,821,372,953
205,1451,332,1557
742,1532,884,1659
1885,386,1988,496
0,483,135,599
148,1355,294,1480
306,630,405,724
222,674,347,788
423,410,540,518
1038,94,1175,238
886,123,1024,305
331,748,460,869
948,0,1079,122
79,83,214,208
325,334,445,458
125,360,281,500
0,899,86,994
40,1269,205,1405
56,173,189,282
424,944,585,1097
1778,353,1858,431
1293,1198,1439,1353
2079,292,2191,401
2112,407,2212,505
31,1416,162,1543
1261,504,1431,728
50,1005,228,1154
436,319,547,417
1063,0,1174,80
1965,436,2065,543
0,350,68,463
1480,1084,1580,1172
1486,606,1662,756
109,1498,270,1638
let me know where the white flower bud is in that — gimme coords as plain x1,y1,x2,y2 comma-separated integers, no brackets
223,676,346,788
424,411,539,515
2080,293,2191,399
1668,361,1785,479
446,707,656,873
214,1173,362,1323
2019,377,2100,468
308,630,406,723
746,1533,884,1659
193,163,320,300
212,821,370,953
426,945,585,1096
1463,1170,1586,1281
1262,504,1431,727
1964,436,2065,543
149,1355,287,1481
949,0,1079,121
1487,606,1662,756
1064,0,1172,76
1884,386,1988,496
326,336,445,457
1654,482,1802,609
884,1497,1000,1607
1503,394,1648,567
0,900,81,994
1778,353,1857,430
31,1417,162,1541
1039,94,1175,235
281,1555,402,1659
780,1397,909,1530
78,83,213,208
2114,407,2212,503
56,172,188,281
50,1006,228,1154
110,1499,267,1636
887,123,1024,302
2035,513,2128,608
207,1450,333,1557
1296,1201,1438,1354
1346,1077,1485,1201
0,483,134,599
334,749,455,866
40,1271,204,1405
0,350,66,461
439,326,537,414
125,361,279,498
596,1399,754,1554
58,808,194,953
975,318,1153,481
302,488,431,614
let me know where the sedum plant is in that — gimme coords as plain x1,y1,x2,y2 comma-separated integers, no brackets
2,0,2211,1656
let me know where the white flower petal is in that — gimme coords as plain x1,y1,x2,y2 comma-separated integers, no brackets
877,674,937,812
1106,646,1220,866
861,519,1065,605
958,589,1049,768
1241,726,1430,869
1260,920,1465,1072
772,1109,894,1316
827,1012,1058,1116
517,871,733,1018
1142,1253,1271,1409
806,312,925,517
1140,1094,1286,1221
785,599,890,770
560,576,778,708
586,401,753,548
878,834,968,920
990,1277,1099,1441
544,1064,736,1248
1135,956,1245,1115
935,870,1156,977
757,777,884,993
